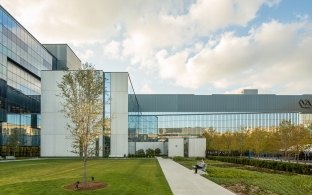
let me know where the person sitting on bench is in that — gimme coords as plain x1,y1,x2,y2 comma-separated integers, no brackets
194,159,205,173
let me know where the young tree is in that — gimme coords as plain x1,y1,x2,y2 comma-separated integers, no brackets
248,128,268,157
232,129,249,157
277,120,294,161
203,127,217,153
291,125,311,163
58,63,103,184
221,131,233,156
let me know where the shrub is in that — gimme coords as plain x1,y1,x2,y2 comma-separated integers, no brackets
155,148,161,156
136,149,145,157
172,156,186,161
207,156,312,175
145,148,155,157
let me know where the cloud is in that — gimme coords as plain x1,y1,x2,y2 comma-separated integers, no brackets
141,83,153,94
1,0,281,69
117,0,280,68
103,40,121,59
3,0,311,95
0,0,176,44
155,20,312,94
0,0,278,48
76,49,94,63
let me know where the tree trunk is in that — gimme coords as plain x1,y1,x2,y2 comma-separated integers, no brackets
83,154,87,184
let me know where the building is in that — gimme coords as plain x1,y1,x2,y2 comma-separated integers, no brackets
129,89,312,136
1,6,312,158
0,6,80,157
41,71,207,157
41,70,312,157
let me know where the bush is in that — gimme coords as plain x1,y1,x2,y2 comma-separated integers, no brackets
145,148,155,157
136,149,145,157
207,156,312,175
155,148,161,156
172,156,186,161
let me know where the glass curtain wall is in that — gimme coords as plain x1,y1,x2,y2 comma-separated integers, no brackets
1,114,40,156
300,114,312,126
129,112,299,139
0,7,53,156
127,75,158,142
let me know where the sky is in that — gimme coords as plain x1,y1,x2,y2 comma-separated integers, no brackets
1,0,312,95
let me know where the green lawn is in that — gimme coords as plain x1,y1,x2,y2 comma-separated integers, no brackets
176,158,312,195
0,158,172,195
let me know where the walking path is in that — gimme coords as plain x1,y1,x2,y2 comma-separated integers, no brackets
0,157,42,163
157,157,235,195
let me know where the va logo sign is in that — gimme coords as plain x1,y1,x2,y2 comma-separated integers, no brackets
299,99,312,108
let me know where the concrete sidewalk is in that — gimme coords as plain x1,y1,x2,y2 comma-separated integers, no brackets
157,157,235,195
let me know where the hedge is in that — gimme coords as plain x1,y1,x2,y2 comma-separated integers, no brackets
208,156,312,175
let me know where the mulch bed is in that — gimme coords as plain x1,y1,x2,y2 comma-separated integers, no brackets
64,181,107,191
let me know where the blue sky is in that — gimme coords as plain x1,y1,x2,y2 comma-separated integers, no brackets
1,0,312,95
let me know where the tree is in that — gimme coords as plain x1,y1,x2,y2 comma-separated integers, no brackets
247,128,268,157
277,120,294,161
8,128,20,156
221,131,233,156
212,132,224,155
290,125,311,163
203,128,217,153
58,63,103,184
232,129,249,157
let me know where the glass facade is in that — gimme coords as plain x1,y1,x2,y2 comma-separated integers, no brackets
0,6,54,156
7,61,41,97
128,75,156,142
129,115,158,142
129,112,300,141
0,114,40,156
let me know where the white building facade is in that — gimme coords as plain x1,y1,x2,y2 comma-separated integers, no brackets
40,71,129,157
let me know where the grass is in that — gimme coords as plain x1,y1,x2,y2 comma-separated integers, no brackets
176,158,312,195
0,158,172,195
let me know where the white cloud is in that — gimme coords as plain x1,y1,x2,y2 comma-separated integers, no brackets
141,83,153,94
76,49,94,63
3,0,311,94
155,20,312,93
0,0,176,44
103,40,121,59
0,0,278,57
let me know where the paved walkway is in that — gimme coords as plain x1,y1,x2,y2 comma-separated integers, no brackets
157,157,235,195
0,157,41,163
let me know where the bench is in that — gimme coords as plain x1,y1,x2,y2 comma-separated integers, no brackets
0,156,3,160
193,163,207,174
5,156,16,160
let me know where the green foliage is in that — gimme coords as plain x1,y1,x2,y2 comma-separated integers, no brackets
145,148,155,157
155,148,161,156
203,121,312,160
57,63,104,183
172,156,195,161
207,156,312,175
136,149,145,157
177,158,312,195
130,148,162,158
0,159,172,194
